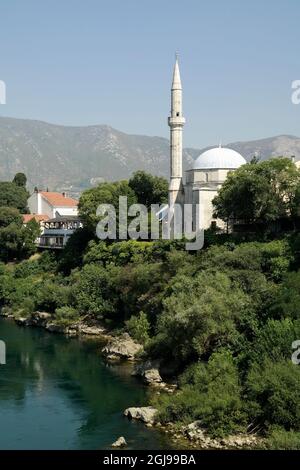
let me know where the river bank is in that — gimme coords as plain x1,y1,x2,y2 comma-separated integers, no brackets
0,309,265,450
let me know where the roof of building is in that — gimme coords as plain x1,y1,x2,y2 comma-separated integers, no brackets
193,146,247,170
23,214,49,224
40,191,78,207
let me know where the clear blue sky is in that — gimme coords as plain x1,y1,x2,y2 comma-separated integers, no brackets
0,0,299,147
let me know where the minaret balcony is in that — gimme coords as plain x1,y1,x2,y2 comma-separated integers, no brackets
168,116,186,126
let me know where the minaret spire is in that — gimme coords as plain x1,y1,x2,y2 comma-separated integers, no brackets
168,54,185,209
172,53,182,90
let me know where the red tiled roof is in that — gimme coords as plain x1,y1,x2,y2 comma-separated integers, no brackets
40,192,78,207
23,214,49,223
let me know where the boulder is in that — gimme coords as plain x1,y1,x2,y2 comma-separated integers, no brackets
102,333,143,361
15,317,28,326
29,311,52,327
111,436,127,448
45,323,66,334
132,360,162,384
0,309,10,317
36,312,52,321
124,406,158,424
78,325,105,336
66,328,78,337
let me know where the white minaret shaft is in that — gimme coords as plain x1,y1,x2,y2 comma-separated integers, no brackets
168,55,185,206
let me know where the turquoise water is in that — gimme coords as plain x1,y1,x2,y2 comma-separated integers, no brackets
0,319,172,450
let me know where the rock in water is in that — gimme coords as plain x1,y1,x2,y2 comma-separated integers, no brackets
132,360,162,384
102,333,143,360
111,436,127,448
124,406,158,424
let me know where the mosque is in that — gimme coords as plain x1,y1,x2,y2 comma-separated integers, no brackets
168,56,247,232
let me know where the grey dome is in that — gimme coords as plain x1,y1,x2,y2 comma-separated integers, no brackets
193,147,246,170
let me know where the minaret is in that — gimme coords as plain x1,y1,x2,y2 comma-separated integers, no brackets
168,54,185,209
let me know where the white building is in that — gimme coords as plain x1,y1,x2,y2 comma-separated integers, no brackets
168,56,247,232
27,190,80,249
28,190,78,219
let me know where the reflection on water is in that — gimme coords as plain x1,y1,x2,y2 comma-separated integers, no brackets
0,319,172,450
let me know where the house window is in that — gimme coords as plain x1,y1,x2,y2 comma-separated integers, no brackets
176,112,180,116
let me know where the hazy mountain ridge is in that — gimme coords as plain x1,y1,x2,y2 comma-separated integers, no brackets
0,117,299,194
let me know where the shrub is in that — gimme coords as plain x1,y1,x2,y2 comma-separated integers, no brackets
266,427,300,450
54,306,80,327
149,271,250,366
71,264,120,320
153,351,246,437
126,312,150,345
246,358,300,431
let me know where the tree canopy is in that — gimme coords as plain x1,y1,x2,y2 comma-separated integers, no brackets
0,173,38,261
213,158,300,226
0,174,29,213
129,171,168,207
78,180,137,232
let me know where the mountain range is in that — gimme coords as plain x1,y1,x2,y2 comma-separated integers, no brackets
0,116,299,196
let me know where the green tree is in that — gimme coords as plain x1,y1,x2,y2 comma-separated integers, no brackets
71,264,120,320
126,311,150,345
246,358,300,431
268,270,300,320
153,351,246,437
213,158,300,227
129,171,168,207
79,180,137,233
0,207,22,228
13,172,27,187
249,318,300,365
0,173,29,212
149,271,250,366
0,218,39,262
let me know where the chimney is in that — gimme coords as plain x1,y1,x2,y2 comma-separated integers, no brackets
62,192,66,198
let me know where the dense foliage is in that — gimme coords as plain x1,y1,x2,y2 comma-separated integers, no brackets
213,158,300,227
128,170,168,207
0,174,39,261
1,166,300,447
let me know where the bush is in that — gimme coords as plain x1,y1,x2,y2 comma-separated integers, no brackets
249,318,300,365
268,270,300,320
153,351,246,437
34,279,71,313
149,271,250,366
71,264,120,320
126,312,150,345
266,427,300,450
14,260,42,278
54,306,80,327
246,358,300,431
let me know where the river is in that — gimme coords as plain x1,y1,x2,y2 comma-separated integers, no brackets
0,318,173,450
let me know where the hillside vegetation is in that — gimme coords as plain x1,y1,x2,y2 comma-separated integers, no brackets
1,163,300,448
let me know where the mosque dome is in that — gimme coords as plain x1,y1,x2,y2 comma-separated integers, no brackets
193,146,247,170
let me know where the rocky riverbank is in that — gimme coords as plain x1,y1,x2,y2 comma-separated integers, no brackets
1,309,264,450
123,406,263,449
